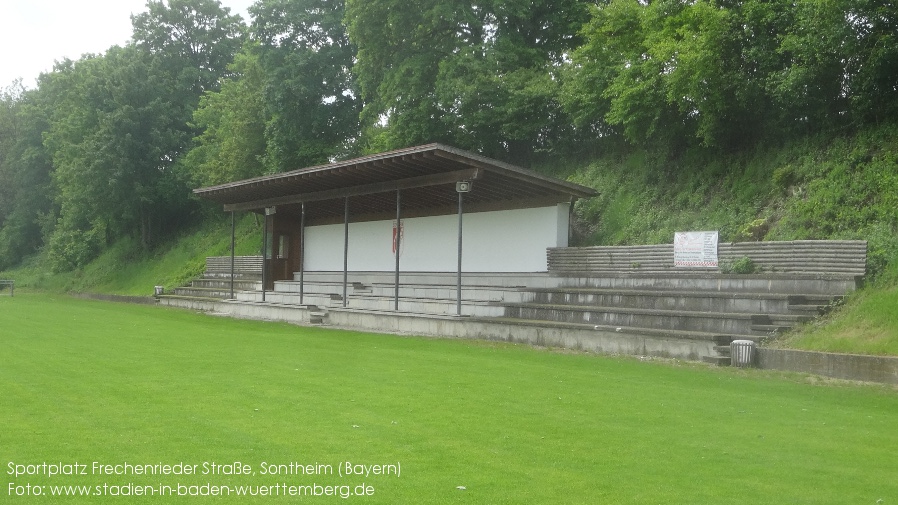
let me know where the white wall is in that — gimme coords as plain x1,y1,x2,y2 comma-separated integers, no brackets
303,204,569,272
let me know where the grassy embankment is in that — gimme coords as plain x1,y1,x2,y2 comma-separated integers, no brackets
1,125,896,355
566,124,898,355
2,294,897,504
0,213,262,296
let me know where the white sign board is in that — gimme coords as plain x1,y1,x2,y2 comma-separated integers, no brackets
674,231,719,268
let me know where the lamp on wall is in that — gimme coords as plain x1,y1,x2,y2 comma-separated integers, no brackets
456,180,472,193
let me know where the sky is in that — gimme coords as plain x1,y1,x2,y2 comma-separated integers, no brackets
1,0,257,89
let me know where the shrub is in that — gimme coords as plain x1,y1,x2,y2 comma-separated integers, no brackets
721,256,757,274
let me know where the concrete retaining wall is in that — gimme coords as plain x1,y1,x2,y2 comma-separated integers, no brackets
73,293,159,305
757,348,898,384
157,295,898,385
158,297,715,360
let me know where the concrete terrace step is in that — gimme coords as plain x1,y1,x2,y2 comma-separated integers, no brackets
703,355,732,366
171,287,242,299
237,290,505,317
158,294,224,303
274,279,529,303
713,345,733,357
480,317,763,345
293,271,560,289
190,278,262,290
553,273,860,296
200,273,263,281
502,302,813,336
523,288,837,315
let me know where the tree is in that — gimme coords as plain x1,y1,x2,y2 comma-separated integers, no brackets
772,0,898,130
0,81,55,269
131,0,246,95
36,0,247,268
43,49,184,266
434,0,590,164
250,0,361,170
345,0,590,164
565,0,800,151
182,48,267,186
0,81,24,229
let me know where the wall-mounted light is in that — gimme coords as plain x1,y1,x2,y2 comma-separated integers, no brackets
456,181,472,193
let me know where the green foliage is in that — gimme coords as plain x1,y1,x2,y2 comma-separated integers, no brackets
732,218,770,242
570,122,898,280
565,0,898,152
570,147,770,246
346,0,590,164
26,0,247,270
45,221,106,273
251,0,361,170
131,0,246,95
182,49,267,186
721,256,758,275
42,47,188,257
0,81,54,270
1,214,261,295
766,125,898,278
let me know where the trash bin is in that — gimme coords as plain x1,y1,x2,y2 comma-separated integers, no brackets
154,286,164,297
730,339,756,367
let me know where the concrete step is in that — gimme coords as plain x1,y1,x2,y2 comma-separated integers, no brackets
293,271,560,289
157,294,223,303
702,355,732,366
750,325,793,336
554,273,859,296
481,317,762,345
524,288,836,315
201,273,263,281
789,305,827,316
713,345,732,356
238,290,504,317
274,279,528,303
308,306,328,324
171,287,244,299
189,278,262,290
502,303,812,336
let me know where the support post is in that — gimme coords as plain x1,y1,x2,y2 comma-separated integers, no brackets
394,190,401,311
230,211,236,300
299,202,305,305
261,212,268,302
343,197,349,308
457,191,463,316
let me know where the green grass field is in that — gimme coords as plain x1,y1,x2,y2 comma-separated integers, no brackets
2,294,897,504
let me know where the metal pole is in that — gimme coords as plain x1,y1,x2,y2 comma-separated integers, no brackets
343,197,349,308
395,189,401,311
457,191,463,316
230,211,236,299
261,212,268,302
299,202,305,305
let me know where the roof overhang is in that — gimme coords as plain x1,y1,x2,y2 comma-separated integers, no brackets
194,144,598,225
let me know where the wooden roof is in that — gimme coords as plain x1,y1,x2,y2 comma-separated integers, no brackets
194,144,598,224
